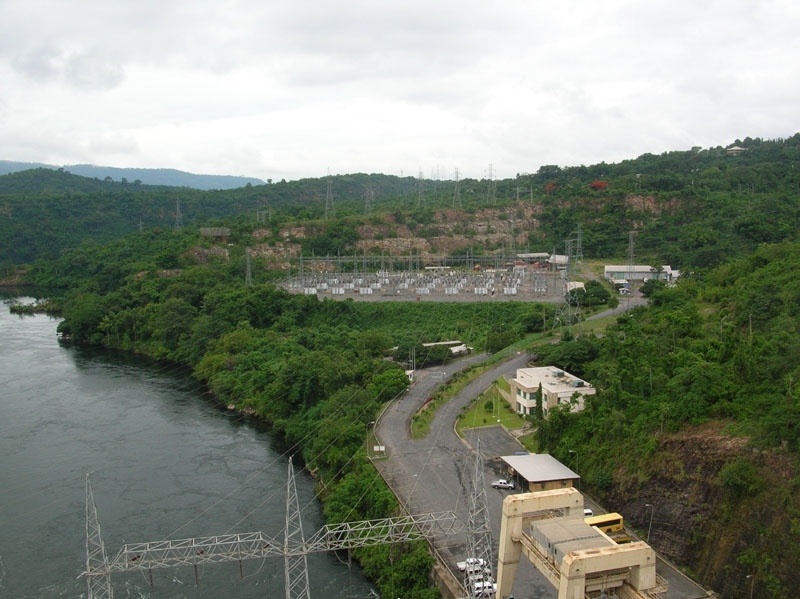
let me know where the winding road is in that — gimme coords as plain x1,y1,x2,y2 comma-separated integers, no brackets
373,351,557,598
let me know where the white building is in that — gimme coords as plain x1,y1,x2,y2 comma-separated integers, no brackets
510,367,595,418
604,265,678,283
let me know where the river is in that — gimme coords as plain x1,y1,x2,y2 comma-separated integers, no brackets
0,299,374,599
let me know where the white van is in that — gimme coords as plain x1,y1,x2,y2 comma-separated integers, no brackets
473,580,497,596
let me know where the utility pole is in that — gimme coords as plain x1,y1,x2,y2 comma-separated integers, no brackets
645,503,655,543
284,457,311,599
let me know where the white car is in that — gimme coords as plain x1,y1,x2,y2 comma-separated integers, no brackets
457,557,487,572
491,479,514,489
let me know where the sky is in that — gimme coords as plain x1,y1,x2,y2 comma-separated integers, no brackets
1,0,798,182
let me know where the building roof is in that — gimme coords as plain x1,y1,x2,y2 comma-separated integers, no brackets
529,517,614,563
512,367,594,395
549,254,569,264
517,252,550,259
500,453,580,483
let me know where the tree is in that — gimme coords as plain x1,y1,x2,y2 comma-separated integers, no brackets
583,280,612,306
535,382,544,420
640,279,667,298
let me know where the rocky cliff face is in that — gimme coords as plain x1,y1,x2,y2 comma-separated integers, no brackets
600,422,799,599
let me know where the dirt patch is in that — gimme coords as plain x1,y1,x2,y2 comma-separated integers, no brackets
184,245,230,264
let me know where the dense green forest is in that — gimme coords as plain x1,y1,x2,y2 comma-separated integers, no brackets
3,135,799,269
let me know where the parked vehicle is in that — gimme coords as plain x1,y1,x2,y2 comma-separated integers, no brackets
584,508,594,517
457,557,486,572
491,479,514,489
473,580,498,596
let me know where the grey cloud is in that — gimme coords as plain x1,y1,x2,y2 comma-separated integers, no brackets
10,44,62,81
10,44,124,90
64,51,124,90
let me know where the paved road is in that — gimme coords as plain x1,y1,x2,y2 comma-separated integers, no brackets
375,351,557,599
375,348,709,599
586,296,648,320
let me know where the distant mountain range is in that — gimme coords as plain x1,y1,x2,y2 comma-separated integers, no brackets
0,161,264,190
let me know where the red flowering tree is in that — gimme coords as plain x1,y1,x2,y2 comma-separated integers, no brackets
544,181,558,194
589,180,608,191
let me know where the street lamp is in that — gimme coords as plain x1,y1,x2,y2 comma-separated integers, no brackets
568,450,579,489
645,503,655,543
746,574,755,599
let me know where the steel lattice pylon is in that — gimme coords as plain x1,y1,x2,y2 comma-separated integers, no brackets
88,459,470,596
284,457,311,599
85,474,113,599
464,440,494,598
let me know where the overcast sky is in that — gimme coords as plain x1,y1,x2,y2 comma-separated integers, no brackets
1,0,797,182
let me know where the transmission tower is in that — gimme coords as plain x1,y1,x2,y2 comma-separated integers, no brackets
554,237,582,331
416,170,424,209
245,248,253,287
85,474,113,599
324,177,335,219
453,168,462,209
257,197,269,223
174,199,184,231
485,164,495,203
575,223,584,262
284,457,311,599
433,165,440,204
465,440,494,598
364,187,374,215
85,461,468,596
627,231,636,311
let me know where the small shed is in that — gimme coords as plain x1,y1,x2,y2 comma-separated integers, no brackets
500,453,579,492
199,227,231,243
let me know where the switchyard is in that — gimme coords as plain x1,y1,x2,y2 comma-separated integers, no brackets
279,254,563,302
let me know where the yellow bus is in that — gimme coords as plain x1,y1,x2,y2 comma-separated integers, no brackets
584,512,624,533
584,512,631,543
